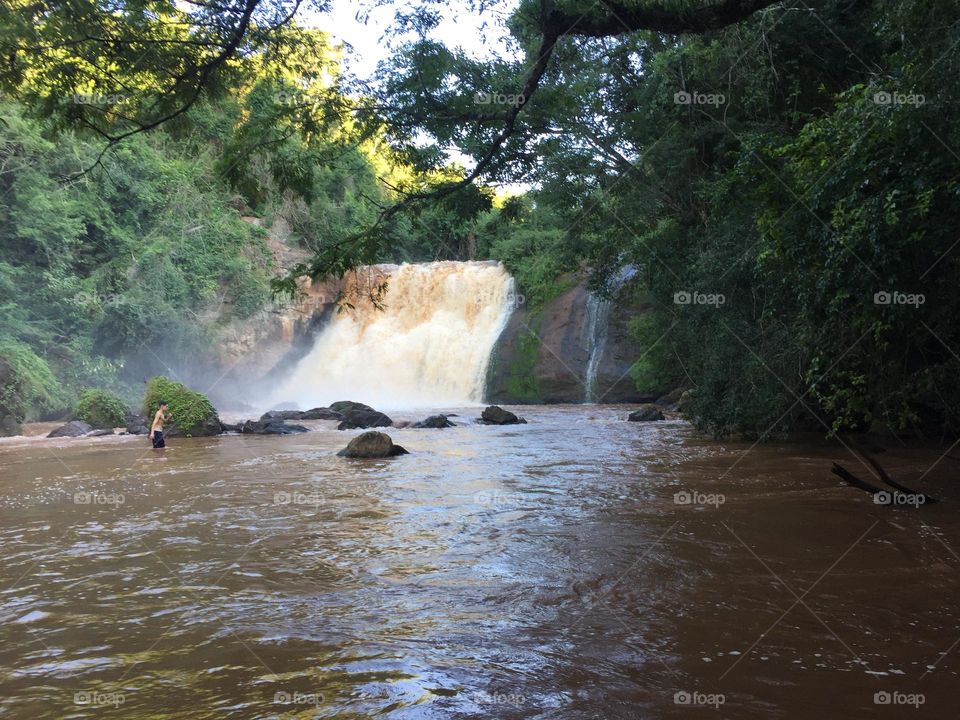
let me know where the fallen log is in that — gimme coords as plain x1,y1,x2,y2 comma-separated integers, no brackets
831,463,884,495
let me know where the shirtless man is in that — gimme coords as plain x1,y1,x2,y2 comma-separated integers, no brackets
150,401,171,449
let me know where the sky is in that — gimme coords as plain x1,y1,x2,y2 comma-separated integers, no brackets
301,0,528,192
311,0,519,81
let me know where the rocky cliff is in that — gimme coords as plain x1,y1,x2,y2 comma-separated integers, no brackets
485,273,654,404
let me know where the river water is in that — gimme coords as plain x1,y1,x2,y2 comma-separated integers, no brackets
0,406,957,718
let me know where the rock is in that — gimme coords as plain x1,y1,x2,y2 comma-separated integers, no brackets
143,376,222,437
329,400,376,414
48,420,93,438
479,405,527,425
258,410,304,422
336,408,392,430
484,271,652,404
392,420,414,429
226,419,308,435
124,411,149,435
655,388,685,412
299,407,344,421
337,431,409,458
677,390,694,412
413,414,454,428
86,428,114,437
627,404,664,422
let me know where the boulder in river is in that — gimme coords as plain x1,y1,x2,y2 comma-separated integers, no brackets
413,414,454,428
87,428,114,437
627,404,664,422
479,405,527,425
259,410,304,422
337,431,409,458
336,408,392,430
124,411,149,435
143,376,222,437
224,419,309,435
299,407,345,421
48,420,93,437
329,400,375,414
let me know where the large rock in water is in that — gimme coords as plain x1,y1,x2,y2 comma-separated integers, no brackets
479,406,527,425
628,404,664,422
259,410,304,422
337,431,409,458
48,420,93,437
143,376,222,437
124,411,149,435
224,419,308,435
300,407,344,421
337,408,392,430
329,400,375,414
413,414,454,428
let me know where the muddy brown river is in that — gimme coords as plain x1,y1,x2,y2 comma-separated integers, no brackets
0,406,957,718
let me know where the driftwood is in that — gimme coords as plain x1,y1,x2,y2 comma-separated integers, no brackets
831,463,884,495
832,458,940,505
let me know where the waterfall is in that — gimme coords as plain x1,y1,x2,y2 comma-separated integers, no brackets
266,261,515,410
583,265,637,403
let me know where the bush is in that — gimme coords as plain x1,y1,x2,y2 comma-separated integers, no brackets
142,376,221,437
0,340,65,419
74,389,127,429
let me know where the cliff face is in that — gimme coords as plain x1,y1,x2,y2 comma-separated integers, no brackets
485,274,653,404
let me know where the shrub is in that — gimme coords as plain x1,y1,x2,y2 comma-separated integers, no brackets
74,389,127,429
142,376,221,437
0,340,64,419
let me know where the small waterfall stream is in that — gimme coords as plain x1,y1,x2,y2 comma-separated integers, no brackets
583,265,637,403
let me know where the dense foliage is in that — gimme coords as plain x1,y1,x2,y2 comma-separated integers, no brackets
369,0,960,437
1,0,958,440
143,376,220,437
73,389,127,429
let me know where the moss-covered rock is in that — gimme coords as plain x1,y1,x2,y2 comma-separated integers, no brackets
143,376,221,437
74,389,127,429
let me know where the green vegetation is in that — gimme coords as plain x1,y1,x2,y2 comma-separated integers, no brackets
143,376,220,437
1,0,957,439
73,389,127,429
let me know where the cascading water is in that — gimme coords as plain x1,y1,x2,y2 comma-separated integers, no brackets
584,265,637,403
266,261,515,410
